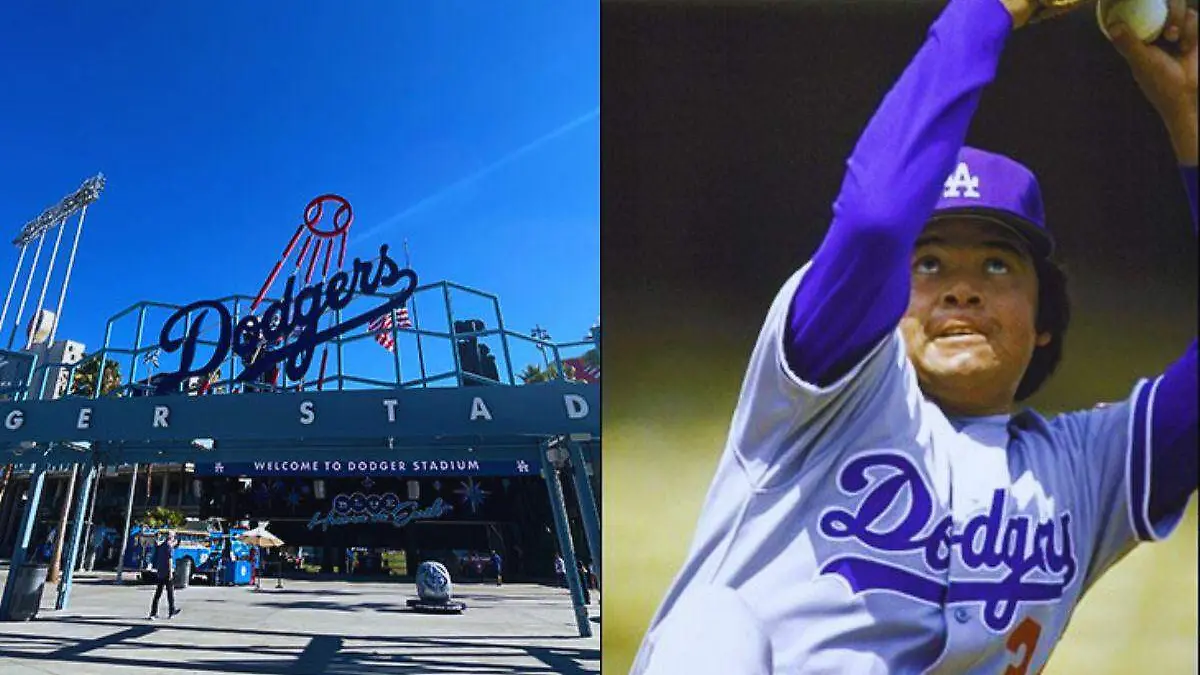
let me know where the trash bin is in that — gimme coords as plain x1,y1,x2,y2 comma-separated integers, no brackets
173,558,193,590
233,560,252,585
4,563,48,621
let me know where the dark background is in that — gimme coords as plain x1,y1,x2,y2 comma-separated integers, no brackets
603,2,1197,412
600,1,1197,671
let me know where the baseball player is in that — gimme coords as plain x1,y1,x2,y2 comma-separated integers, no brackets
631,0,1198,672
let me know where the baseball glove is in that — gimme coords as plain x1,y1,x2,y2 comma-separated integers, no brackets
1028,0,1096,24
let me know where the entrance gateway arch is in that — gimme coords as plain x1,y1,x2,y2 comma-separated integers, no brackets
0,193,601,638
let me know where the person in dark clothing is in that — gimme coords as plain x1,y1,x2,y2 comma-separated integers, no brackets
490,550,503,586
577,560,591,605
147,532,181,620
554,554,566,587
35,540,51,563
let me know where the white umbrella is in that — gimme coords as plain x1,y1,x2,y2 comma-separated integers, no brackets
238,523,285,590
238,524,284,548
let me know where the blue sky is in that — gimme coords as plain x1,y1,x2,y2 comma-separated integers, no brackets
0,1,597,384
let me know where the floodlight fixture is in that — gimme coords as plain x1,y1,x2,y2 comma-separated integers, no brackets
12,174,106,247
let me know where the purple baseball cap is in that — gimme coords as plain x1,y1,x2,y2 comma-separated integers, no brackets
930,146,1054,259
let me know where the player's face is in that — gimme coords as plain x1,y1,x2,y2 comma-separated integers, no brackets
899,218,1051,416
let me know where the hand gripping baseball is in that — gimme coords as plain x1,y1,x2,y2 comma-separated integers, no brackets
1108,0,1199,164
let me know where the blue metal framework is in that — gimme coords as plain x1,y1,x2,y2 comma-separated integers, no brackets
0,278,600,636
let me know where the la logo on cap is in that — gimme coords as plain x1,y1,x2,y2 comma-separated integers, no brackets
943,162,981,199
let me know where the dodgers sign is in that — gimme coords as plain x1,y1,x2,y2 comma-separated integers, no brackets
154,243,416,395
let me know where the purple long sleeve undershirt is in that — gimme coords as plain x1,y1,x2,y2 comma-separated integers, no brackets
785,0,1011,385
783,0,1197,524
1147,166,1197,525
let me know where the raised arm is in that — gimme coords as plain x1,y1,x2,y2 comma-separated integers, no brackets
1107,1,1198,528
785,0,1021,386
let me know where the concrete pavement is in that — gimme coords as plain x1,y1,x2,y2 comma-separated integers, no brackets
0,572,600,674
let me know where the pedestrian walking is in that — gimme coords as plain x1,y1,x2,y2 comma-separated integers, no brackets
554,554,566,588
249,547,259,587
490,550,503,586
146,531,180,620
577,560,591,605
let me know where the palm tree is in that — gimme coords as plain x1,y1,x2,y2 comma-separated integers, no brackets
519,364,549,384
72,355,123,397
523,361,577,383
140,506,186,529
581,347,599,368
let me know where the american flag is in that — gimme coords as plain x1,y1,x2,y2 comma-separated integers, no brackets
564,357,600,383
367,307,413,352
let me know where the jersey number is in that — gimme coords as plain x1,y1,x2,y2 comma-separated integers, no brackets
1004,617,1044,675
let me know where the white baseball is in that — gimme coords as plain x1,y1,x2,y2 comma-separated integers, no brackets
1097,0,1170,43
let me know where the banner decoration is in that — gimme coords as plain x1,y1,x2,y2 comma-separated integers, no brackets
193,457,537,478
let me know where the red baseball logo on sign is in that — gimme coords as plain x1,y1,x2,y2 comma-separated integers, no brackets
253,194,356,313
247,194,359,390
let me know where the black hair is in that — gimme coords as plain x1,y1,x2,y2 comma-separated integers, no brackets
1014,256,1070,401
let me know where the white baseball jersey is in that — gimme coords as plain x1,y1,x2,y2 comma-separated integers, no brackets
632,266,1186,675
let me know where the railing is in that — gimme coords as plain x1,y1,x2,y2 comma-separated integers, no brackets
2,279,597,402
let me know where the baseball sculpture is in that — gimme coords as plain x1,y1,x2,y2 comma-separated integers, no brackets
407,561,467,614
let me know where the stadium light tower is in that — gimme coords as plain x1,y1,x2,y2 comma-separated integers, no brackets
1,174,105,351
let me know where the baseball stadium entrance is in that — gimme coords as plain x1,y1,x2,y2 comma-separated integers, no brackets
0,187,601,636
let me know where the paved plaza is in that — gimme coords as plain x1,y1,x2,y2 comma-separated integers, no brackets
0,571,599,674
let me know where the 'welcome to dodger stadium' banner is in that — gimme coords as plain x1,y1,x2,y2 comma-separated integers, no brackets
193,457,538,478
